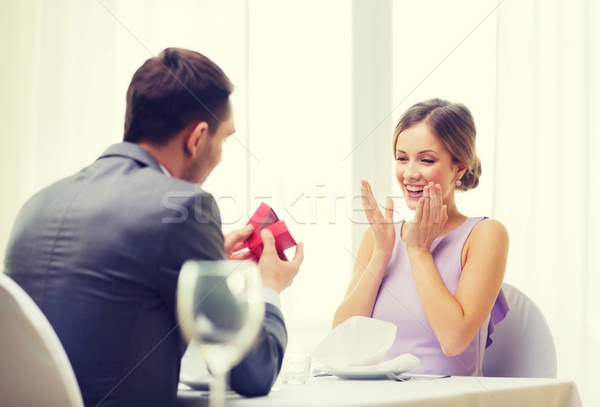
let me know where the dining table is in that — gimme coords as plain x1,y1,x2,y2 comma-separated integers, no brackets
177,374,582,407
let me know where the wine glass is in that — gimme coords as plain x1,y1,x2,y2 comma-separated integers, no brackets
177,260,264,407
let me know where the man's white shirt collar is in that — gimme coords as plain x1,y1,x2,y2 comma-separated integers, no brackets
158,164,171,177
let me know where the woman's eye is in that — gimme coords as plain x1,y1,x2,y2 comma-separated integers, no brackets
396,157,408,162
422,159,434,164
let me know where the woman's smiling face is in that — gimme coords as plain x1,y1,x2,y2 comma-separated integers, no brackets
395,121,464,210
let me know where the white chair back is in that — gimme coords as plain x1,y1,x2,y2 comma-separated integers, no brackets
0,273,84,407
482,282,557,378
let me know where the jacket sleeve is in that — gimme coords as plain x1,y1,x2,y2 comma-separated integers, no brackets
228,303,288,397
156,190,226,320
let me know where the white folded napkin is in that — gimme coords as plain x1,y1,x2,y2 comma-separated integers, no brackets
313,316,419,372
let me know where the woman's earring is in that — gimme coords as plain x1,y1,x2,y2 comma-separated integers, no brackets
455,180,461,187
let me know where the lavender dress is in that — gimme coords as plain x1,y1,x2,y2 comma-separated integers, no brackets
371,217,509,376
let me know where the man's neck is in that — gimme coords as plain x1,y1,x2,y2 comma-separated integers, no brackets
137,141,184,178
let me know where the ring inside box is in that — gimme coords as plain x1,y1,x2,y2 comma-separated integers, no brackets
252,208,279,233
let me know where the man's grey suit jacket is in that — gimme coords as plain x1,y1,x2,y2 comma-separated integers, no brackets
4,142,287,406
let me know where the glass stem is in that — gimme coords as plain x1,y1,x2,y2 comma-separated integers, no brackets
210,363,229,407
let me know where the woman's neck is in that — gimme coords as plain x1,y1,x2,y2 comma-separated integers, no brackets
439,202,466,238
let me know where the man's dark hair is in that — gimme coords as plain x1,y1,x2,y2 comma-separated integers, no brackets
124,48,233,145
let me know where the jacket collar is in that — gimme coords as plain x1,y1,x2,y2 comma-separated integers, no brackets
98,142,161,171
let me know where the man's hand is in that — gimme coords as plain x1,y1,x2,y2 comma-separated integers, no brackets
258,229,304,293
224,225,257,261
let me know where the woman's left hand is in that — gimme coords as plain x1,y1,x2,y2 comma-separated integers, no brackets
402,182,448,251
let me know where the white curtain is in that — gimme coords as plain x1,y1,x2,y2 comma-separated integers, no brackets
3,0,594,402
495,0,599,404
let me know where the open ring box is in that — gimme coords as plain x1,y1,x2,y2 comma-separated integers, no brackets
244,202,297,258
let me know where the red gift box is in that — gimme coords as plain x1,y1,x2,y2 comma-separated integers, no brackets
244,203,297,258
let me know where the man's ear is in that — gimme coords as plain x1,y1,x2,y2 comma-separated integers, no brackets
185,121,210,157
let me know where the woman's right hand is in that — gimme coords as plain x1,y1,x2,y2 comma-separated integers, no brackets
360,180,395,261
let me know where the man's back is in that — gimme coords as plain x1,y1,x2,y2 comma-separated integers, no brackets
4,143,225,406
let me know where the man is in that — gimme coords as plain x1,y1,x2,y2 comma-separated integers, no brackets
4,48,303,406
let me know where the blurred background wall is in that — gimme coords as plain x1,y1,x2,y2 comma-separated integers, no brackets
0,0,597,403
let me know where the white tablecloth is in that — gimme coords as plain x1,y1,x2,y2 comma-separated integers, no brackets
178,376,582,407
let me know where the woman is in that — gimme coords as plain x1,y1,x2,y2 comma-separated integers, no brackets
333,98,509,376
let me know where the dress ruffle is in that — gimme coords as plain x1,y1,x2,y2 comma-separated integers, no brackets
486,288,510,348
